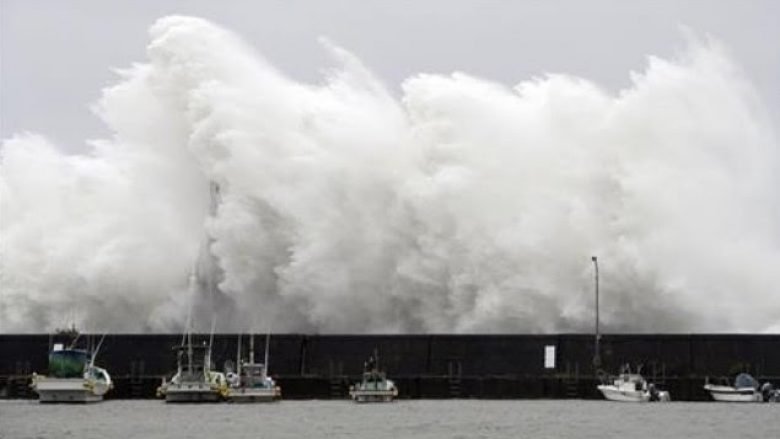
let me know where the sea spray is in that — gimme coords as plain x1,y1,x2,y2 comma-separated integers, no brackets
1,16,778,333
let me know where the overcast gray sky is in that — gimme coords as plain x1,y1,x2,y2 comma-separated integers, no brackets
2,0,779,152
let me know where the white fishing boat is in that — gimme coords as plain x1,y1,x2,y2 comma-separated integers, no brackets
157,346,227,402
349,351,398,403
597,365,670,402
157,322,228,403
703,373,765,402
226,333,281,402
31,336,112,403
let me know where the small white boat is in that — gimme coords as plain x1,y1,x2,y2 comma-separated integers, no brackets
31,337,112,403
226,333,281,403
597,365,670,402
704,374,763,402
349,352,398,403
157,345,228,403
158,347,228,402
157,323,228,403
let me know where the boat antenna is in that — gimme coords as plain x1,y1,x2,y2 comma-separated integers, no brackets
67,326,82,350
90,333,107,368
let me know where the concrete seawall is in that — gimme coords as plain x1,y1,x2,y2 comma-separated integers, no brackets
3,334,778,400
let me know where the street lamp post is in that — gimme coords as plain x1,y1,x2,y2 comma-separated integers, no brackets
591,256,601,370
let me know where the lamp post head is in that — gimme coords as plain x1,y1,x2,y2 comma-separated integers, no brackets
591,256,597,263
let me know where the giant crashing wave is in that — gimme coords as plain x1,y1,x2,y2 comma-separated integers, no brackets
1,16,779,334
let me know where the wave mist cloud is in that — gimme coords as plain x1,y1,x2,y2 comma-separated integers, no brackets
1,16,779,333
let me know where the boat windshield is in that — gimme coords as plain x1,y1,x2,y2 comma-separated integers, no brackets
49,349,88,378
734,373,758,389
241,364,271,387
179,364,206,381
88,368,108,381
243,365,266,376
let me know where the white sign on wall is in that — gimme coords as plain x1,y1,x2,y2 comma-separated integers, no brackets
544,345,556,369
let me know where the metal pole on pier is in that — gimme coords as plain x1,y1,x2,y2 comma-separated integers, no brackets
591,256,601,370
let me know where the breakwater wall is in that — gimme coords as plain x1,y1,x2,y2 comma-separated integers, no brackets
2,334,778,400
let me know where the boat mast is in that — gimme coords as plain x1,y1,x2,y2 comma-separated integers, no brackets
236,334,242,376
187,319,193,376
90,334,107,368
264,330,271,377
184,270,196,376
207,316,216,370
68,330,82,350
187,331,193,376
250,333,255,364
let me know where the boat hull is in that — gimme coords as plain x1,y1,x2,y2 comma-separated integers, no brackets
164,383,223,403
165,389,222,403
34,378,106,403
704,385,762,402
597,385,670,402
598,385,649,402
350,390,397,403
228,387,280,403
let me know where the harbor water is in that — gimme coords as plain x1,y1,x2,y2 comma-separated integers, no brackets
0,399,777,439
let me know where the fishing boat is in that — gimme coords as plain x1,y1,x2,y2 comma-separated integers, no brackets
226,333,281,402
349,351,398,403
31,335,112,403
157,324,228,402
597,365,670,402
704,373,769,402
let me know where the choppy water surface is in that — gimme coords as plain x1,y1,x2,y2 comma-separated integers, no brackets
0,400,777,439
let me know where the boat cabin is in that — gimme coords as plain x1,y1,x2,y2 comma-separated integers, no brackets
239,363,272,388
48,349,89,378
173,344,211,381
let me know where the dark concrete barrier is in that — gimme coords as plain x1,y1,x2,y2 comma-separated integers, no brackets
2,333,778,400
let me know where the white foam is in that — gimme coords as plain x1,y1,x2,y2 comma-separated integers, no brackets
1,16,778,333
